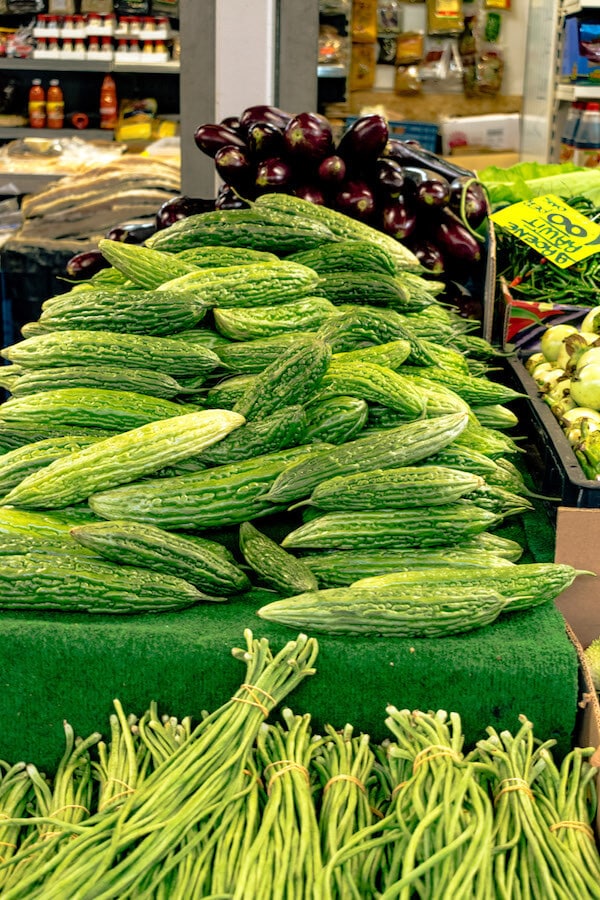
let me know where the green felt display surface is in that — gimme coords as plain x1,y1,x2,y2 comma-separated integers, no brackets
0,590,578,774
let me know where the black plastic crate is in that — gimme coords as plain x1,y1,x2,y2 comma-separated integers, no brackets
504,356,600,512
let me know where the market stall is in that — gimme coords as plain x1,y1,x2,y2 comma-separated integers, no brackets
0,96,599,896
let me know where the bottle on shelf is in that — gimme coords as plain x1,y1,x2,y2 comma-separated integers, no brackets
560,101,583,163
46,79,64,129
28,78,46,128
574,101,600,168
99,74,118,130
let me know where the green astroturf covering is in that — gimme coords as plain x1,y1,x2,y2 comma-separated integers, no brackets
0,586,578,774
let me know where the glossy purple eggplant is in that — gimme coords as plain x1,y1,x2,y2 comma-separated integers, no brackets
155,195,216,230
284,111,334,162
430,208,482,264
105,221,157,244
247,121,287,160
337,114,389,164
317,154,347,184
448,176,489,228
384,138,475,181
239,104,293,136
401,166,451,208
66,249,111,280
406,237,445,274
215,185,251,210
335,179,376,221
381,197,418,241
220,115,243,134
193,122,247,158
214,145,255,192
255,157,294,194
374,157,405,198
294,184,327,205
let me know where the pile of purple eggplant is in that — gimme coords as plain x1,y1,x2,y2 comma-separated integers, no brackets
191,106,489,279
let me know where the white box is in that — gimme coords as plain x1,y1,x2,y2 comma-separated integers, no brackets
440,113,521,156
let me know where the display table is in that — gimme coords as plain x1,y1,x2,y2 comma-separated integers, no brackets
0,592,578,774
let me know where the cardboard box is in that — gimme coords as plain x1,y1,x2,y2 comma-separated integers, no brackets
440,113,521,156
567,623,600,837
561,15,600,84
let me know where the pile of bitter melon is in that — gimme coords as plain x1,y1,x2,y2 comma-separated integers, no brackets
0,194,588,633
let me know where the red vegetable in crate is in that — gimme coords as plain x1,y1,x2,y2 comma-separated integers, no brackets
193,122,247,157
402,166,451,208
335,179,376,221
448,176,488,228
381,196,418,240
337,115,389,165
255,157,294,193
239,104,293,135
284,111,334,162
214,145,255,193
430,207,482,264
66,249,111,280
247,121,287,160
155,195,215,229
318,155,347,184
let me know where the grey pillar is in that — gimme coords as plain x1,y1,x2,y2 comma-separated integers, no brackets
178,0,319,198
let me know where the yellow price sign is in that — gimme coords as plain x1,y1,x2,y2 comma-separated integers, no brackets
489,194,600,268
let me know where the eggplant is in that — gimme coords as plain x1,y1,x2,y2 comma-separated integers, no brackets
337,115,389,164
105,221,157,244
381,197,418,241
255,157,294,193
375,157,405,198
215,185,251,210
284,111,334,162
448,176,489,228
239,104,293,136
443,280,483,321
402,166,451,209
317,155,347,184
214,145,255,193
155,195,216,229
193,122,247,158
430,208,482,264
335,180,376,222
405,237,445,274
220,115,243,134
384,138,475,181
294,184,326,205
247,121,287,160
65,249,111,280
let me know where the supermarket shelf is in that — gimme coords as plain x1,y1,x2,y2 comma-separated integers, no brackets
0,127,109,141
556,82,600,101
563,0,600,13
317,64,347,79
0,57,179,74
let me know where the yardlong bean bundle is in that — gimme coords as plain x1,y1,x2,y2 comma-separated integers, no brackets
0,630,319,900
233,708,323,900
379,708,495,899
313,723,376,899
0,762,34,890
473,714,599,900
